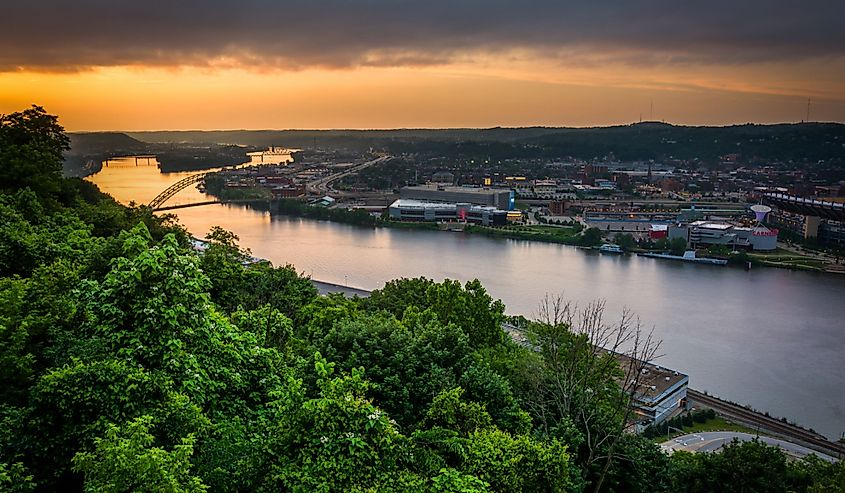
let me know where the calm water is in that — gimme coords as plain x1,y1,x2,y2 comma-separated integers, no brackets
89,161,845,440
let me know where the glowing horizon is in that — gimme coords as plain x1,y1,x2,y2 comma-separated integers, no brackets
2,1,844,130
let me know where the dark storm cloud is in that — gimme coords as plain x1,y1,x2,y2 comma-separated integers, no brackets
1,0,843,71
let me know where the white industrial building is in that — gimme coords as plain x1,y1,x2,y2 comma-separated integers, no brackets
388,199,508,226
400,184,515,211
668,220,778,251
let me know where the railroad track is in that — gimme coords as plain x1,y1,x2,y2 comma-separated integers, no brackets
688,389,844,457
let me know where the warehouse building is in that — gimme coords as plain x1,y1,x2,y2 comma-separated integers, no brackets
388,199,508,226
668,220,778,251
400,184,515,211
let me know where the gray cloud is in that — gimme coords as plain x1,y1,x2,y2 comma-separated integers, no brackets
1,0,843,71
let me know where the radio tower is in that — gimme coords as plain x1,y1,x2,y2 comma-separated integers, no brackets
806,97,811,123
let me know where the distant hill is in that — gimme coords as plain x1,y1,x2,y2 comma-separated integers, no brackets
63,132,150,177
523,122,845,163
127,123,845,164
127,128,563,148
67,132,148,156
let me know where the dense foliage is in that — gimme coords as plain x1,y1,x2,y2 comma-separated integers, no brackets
276,199,378,227
2,107,842,492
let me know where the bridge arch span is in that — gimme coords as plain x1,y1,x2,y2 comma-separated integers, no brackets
148,172,211,210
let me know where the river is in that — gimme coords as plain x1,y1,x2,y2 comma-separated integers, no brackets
88,159,845,440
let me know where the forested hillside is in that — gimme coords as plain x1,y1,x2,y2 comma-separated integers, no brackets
2,106,843,492
129,122,845,165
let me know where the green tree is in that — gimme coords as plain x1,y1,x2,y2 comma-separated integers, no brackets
579,228,604,247
268,354,422,492
367,278,506,348
199,227,317,316
518,297,661,492
231,304,293,351
423,387,494,435
316,313,470,427
461,429,576,493
653,237,669,251
614,233,636,251
72,415,207,493
430,468,491,493
795,455,845,493
669,237,688,255
0,462,35,493
0,105,69,196
668,439,815,493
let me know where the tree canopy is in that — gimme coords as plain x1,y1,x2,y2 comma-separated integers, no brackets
0,106,841,492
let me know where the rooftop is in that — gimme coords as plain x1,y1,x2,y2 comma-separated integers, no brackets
403,184,509,195
614,352,689,404
390,199,501,212
689,221,733,230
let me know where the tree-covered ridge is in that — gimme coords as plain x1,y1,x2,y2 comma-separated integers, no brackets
2,106,843,492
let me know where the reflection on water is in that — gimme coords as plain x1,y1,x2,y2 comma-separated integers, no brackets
88,163,845,440
90,153,291,206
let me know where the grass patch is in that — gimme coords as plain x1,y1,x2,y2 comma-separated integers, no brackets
468,224,581,245
653,417,760,443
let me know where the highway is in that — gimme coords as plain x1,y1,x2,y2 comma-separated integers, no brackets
661,432,838,462
306,155,391,195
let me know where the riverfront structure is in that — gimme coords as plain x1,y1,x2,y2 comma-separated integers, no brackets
668,220,778,251
625,358,689,427
388,199,509,226
400,184,515,211
763,193,845,247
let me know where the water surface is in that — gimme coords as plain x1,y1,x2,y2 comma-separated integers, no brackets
88,162,845,440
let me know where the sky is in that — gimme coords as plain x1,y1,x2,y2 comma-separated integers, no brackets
1,0,844,130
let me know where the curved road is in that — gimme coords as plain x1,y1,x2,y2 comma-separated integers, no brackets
306,155,391,195
661,432,838,462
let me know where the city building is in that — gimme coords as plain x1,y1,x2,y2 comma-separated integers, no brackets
763,193,845,247
388,199,508,226
623,358,689,427
668,220,778,251
649,224,668,239
594,178,617,190
549,199,568,215
532,179,558,194
400,184,515,210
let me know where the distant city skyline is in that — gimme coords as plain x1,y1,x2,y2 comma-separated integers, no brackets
2,1,844,130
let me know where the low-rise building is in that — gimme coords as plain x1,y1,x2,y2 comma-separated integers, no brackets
668,220,778,251
400,184,515,210
626,359,689,426
388,199,508,226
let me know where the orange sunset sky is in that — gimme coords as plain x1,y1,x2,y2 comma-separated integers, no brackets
2,1,844,131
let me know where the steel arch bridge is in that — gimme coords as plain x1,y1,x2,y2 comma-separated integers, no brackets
148,172,210,210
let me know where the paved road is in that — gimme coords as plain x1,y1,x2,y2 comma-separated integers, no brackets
311,279,371,298
660,432,837,462
306,155,390,195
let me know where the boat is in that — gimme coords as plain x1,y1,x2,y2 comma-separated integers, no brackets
637,250,727,265
599,243,624,254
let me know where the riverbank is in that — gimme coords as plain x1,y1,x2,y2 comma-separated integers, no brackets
286,212,844,273
311,279,844,453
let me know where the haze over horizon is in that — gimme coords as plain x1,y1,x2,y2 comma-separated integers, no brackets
2,0,845,130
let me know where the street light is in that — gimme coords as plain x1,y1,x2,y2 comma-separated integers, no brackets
667,423,684,439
